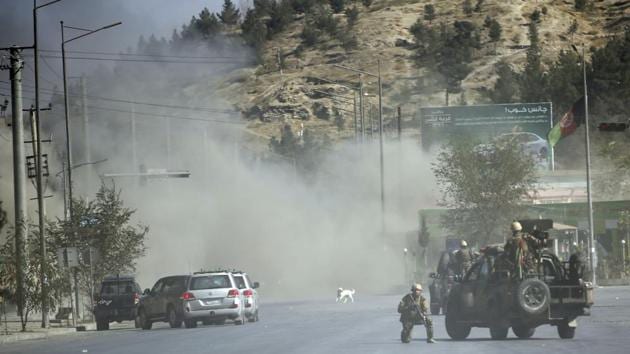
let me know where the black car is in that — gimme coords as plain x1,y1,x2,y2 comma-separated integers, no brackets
93,275,142,331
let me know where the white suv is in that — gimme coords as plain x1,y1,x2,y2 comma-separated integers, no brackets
232,272,260,322
182,271,246,326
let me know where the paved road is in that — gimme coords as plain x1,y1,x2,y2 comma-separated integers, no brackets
2,286,629,354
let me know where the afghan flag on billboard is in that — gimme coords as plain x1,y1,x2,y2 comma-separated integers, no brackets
547,96,585,148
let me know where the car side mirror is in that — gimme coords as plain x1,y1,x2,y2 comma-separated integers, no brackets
252,282,260,289
143,288,151,296
429,272,437,279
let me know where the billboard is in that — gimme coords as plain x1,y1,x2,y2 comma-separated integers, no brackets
419,102,553,167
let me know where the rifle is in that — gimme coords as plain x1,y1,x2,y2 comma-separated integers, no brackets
409,300,427,325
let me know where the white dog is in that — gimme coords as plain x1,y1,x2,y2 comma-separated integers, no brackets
336,288,356,303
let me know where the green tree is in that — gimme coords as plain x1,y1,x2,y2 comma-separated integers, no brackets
424,4,436,23
242,8,268,54
0,201,6,235
432,139,538,246
291,0,317,13
345,6,359,27
575,0,587,11
267,0,294,38
301,21,321,46
270,124,299,156
0,223,70,331
489,60,518,103
333,107,345,130
48,184,148,301
530,9,541,23
567,19,578,40
362,0,373,8
463,0,473,15
488,19,502,42
218,0,241,26
519,22,546,102
329,0,346,13
474,0,485,12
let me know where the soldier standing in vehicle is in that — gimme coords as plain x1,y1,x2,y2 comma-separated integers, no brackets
451,240,474,277
504,221,539,278
397,283,435,344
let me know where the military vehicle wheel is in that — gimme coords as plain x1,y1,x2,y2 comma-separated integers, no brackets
139,309,152,330
516,278,550,316
557,321,576,339
512,325,535,339
489,326,509,339
168,307,182,328
445,299,470,340
430,304,440,315
184,319,197,328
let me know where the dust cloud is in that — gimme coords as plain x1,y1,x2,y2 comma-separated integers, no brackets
0,0,441,299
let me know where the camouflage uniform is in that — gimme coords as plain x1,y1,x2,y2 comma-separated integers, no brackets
504,231,537,278
397,290,434,343
452,248,474,276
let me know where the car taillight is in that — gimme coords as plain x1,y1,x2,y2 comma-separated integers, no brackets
133,292,140,304
180,292,195,300
227,289,239,298
243,289,253,297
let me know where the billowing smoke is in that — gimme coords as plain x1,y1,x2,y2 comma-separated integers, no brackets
0,0,441,299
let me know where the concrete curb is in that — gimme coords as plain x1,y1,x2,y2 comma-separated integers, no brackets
0,328,77,344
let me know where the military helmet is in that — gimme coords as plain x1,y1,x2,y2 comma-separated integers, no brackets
411,283,423,292
460,240,468,248
510,221,523,232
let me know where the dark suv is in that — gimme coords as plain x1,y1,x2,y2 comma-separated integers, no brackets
93,275,142,331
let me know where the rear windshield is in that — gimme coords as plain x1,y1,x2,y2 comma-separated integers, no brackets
233,275,247,289
190,275,231,290
100,281,136,296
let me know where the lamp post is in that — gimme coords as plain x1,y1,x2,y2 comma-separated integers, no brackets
571,43,597,285
61,20,121,220
61,19,121,325
34,0,63,329
403,248,408,285
334,62,386,239
622,239,627,274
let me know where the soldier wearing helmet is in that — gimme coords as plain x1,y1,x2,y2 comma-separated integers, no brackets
504,221,537,278
450,240,475,277
397,283,435,344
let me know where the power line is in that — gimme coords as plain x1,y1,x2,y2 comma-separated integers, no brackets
0,88,244,126
39,48,245,60
87,105,244,125
25,55,250,65
22,61,60,89
40,55,63,81
0,81,240,114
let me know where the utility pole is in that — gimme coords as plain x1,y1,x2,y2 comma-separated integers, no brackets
131,103,137,176
5,47,28,326
80,75,91,195
25,104,51,328
359,75,365,141
377,59,385,240
34,0,63,329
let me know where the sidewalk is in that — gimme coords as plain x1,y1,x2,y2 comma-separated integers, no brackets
0,310,95,345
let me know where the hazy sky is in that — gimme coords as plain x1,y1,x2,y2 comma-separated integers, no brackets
0,0,225,50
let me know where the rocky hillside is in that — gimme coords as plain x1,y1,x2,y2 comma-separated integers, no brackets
216,0,630,147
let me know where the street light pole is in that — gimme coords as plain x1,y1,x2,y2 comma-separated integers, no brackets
60,19,121,326
34,0,63,329
334,63,386,238
579,43,597,286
